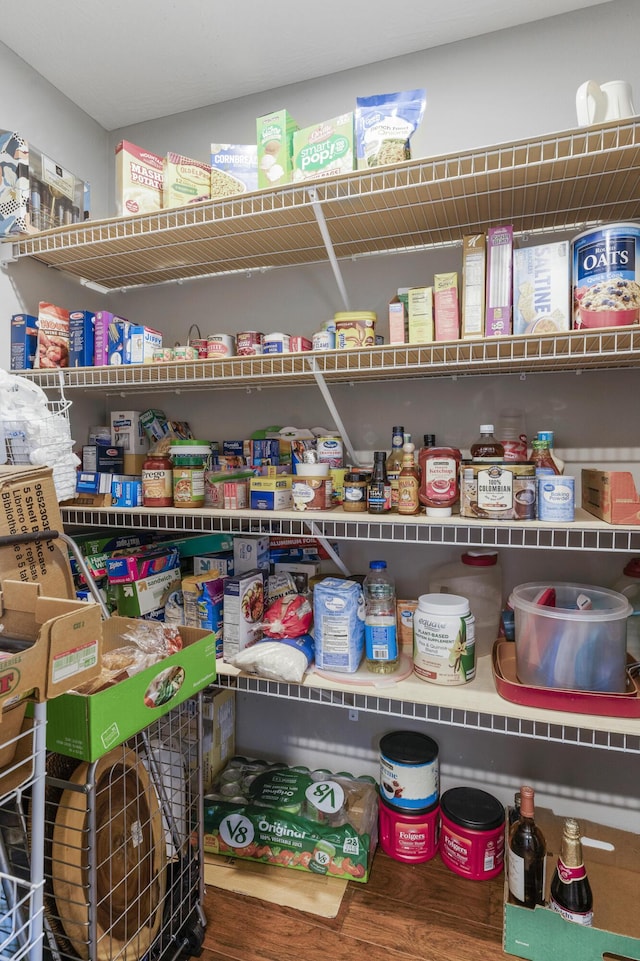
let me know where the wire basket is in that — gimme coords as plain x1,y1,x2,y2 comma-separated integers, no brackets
0,372,78,502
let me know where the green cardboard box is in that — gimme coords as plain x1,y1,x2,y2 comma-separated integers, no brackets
256,109,299,189
115,566,182,616
504,808,640,961
160,532,234,559
46,616,217,761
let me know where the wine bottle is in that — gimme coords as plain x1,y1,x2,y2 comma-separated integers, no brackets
507,785,546,908
509,790,521,827
549,818,593,926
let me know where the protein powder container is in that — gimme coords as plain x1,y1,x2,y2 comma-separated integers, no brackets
413,593,476,685
379,730,439,811
439,786,505,881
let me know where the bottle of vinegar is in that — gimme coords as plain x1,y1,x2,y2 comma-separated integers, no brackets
508,785,547,908
368,452,391,514
549,818,593,926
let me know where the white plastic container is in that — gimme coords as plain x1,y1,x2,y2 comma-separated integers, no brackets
428,550,502,658
510,582,632,693
413,593,475,685
613,558,640,660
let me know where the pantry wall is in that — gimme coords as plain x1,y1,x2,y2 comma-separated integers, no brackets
1,1,640,829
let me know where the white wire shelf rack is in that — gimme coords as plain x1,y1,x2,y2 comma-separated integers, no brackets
60,505,640,553
6,119,640,290
213,658,640,755
17,328,640,394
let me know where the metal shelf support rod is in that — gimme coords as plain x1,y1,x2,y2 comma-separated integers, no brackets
306,357,360,467
307,186,350,311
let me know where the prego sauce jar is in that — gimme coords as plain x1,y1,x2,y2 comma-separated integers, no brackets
142,451,173,507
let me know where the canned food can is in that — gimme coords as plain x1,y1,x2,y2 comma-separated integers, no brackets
152,347,175,363
174,345,198,361
206,334,236,358
413,593,476,685
312,329,336,350
189,338,208,358
316,435,343,467
379,730,440,811
537,475,575,521
263,332,291,353
236,331,264,355
572,222,640,329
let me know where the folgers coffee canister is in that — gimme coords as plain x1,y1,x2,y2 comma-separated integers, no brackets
378,796,440,863
439,786,505,881
379,731,439,811
572,223,640,329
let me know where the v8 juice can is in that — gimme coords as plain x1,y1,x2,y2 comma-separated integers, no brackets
572,223,640,329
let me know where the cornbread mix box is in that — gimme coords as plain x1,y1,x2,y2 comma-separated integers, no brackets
513,241,571,336
581,469,640,525
210,144,258,198
0,465,75,599
504,807,640,961
204,759,378,882
0,580,102,704
45,617,217,761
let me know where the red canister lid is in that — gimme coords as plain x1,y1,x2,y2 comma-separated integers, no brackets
461,550,499,567
623,558,640,578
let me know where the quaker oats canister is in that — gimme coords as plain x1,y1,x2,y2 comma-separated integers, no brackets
572,223,640,329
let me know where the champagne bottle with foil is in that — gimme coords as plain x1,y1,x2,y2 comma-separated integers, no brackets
508,785,546,908
549,818,593,926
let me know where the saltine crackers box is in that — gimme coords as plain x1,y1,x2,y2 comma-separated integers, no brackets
513,241,571,335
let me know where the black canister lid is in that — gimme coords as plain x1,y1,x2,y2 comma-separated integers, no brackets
379,731,439,764
440,786,505,831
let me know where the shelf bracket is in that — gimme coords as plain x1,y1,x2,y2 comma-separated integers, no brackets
306,357,360,467
304,521,351,578
0,243,17,267
307,186,350,311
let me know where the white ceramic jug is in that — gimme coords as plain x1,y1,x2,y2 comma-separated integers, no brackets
576,80,635,126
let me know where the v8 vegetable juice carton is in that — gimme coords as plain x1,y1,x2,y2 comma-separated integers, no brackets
204,759,379,882
257,109,299,188
292,113,354,182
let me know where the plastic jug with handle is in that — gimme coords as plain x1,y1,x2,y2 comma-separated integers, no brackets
428,549,502,659
613,558,640,661
576,80,635,126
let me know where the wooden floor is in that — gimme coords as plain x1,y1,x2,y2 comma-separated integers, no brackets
200,849,507,961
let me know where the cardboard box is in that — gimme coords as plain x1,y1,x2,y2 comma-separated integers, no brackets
107,319,132,365
68,310,95,368
292,113,354,182
181,575,225,655
10,314,38,370
222,569,265,659
204,760,378,882
128,325,163,364
233,535,270,574
257,109,299,189
110,410,149,455
250,475,293,511
388,291,408,345
273,560,319,593
162,533,234,560
106,545,180,584
203,688,235,789
45,618,217,761
408,286,434,343
110,478,143,508
581,469,640,525
163,152,211,209
210,144,258,198
115,567,182,617
504,808,640,961
0,465,75,600
513,241,571,335
0,580,102,704
82,444,124,473
115,140,163,217
94,312,129,367
35,301,69,369
461,233,486,339
486,225,514,337
434,272,460,341
193,552,235,577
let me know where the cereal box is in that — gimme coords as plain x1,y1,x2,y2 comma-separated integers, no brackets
461,234,486,339
35,302,69,369
513,241,571,335
292,113,354,182
163,152,211,209
115,141,163,216
407,287,434,343
210,144,258,198
257,109,299,188
433,272,460,340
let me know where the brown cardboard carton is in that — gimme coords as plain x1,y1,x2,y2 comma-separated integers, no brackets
0,579,102,703
461,234,486,339
581,469,640,525
0,465,74,598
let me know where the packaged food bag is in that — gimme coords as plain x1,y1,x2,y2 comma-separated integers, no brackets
355,89,426,169
313,577,365,672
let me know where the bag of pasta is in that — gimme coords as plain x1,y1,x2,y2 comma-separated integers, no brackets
355,89,426,169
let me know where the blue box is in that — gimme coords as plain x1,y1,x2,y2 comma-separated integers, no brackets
10,314,38,370
69,311,95,368
94,311,128,366
111,479,143,508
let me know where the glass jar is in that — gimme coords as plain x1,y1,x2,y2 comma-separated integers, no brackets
170,441,210,508
142,451,173,507
342,472,369,512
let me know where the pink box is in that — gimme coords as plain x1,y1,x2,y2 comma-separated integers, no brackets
434,273,460,341
105,546,180,583
485,225,513,337
289,336,312,352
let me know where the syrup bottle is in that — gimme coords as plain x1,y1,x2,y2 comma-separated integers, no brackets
397,438,421,515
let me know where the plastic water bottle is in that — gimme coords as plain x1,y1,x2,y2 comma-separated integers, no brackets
428,550,503,658
613,558,640,660
364,560,399,674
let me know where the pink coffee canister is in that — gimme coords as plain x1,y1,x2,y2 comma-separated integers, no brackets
378,796,440,863
439,787,505,881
